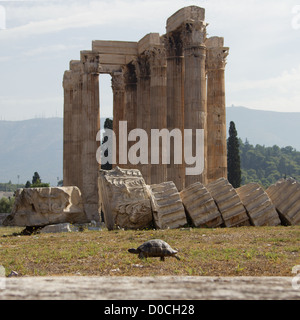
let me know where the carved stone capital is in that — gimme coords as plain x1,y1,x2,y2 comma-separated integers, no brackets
134,54,151,79
163,32,183,58
206,47,229,70
122,63,137,85
181,21,207,48
145,46,167,69
111,72,125,92
81,52,101,74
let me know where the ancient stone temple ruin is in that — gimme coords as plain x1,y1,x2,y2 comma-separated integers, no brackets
63,6,229,221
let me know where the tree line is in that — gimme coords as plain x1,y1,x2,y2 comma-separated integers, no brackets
227,121,300,189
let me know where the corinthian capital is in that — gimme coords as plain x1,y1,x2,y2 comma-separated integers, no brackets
181,21,207,48
111,72,125,92
134,54,151,78
163,31,183,58
206,47,229,70
81,51,101,74
123,63,137,85
145,46,167,69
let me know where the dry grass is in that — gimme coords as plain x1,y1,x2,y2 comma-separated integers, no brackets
0,226,299,277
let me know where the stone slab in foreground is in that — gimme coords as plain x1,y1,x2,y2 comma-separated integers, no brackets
0,277,299,300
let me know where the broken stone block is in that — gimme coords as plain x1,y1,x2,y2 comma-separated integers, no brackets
98,167,153,230
180,182,223,228
206,178,250,227
148,181,187,229
236,183,281,226
266,178,300,225
3,187,88,227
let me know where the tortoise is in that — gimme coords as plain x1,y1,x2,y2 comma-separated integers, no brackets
128,239,180,261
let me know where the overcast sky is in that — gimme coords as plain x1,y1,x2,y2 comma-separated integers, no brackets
0,0,299,121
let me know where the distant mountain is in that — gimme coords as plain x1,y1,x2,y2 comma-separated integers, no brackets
0,107,299,185
0,118,63,186
226,107,300,151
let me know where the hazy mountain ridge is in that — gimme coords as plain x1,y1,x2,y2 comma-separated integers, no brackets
226,107,300,151
0,107,299,186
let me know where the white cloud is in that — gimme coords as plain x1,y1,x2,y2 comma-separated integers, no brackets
23,44,81,57
227,65,300,112
1,0,181,40
228,65,300,92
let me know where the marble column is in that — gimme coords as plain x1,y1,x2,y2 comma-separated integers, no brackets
81,52,101,222
206,37,229,183
135,54,151,184
111,71,126,168
62,70,73,187
123,63,138,170
148,46,167,184
182,20,208,187
69,60,83,192
164,31,185,191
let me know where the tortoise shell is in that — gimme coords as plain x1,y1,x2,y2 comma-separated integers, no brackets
138,239,177,257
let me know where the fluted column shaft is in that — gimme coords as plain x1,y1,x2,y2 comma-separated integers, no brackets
69,61,83,192
206,38,229,183
182,21,207,187
149,47,167,184
81,52,101,221
135,54,151,184
123,63,138,170
111,72,126,167
63,70,73,187
164,32,185,191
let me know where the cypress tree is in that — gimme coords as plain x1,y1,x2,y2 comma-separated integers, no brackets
227,121,241,188
101,118,113,170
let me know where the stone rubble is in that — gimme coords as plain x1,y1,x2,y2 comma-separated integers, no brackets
1,171,299,231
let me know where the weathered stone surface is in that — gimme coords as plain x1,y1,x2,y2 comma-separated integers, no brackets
166,6,205,33
206,37,229,183
98,167,153,230
266,178,300,225
180,182,223,228
1,277,299,300
148,181,187,229
206,178,250,227
236,183,281,226
3,187,88,227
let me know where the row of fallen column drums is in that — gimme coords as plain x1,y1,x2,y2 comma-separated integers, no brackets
149,177,300,229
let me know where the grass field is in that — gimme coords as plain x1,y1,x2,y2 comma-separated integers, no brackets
0,226,299,277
